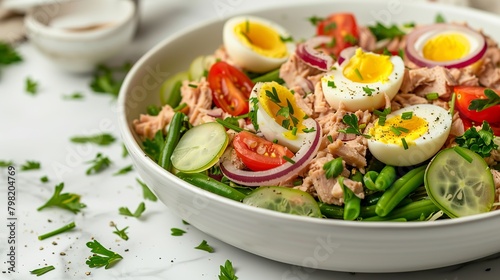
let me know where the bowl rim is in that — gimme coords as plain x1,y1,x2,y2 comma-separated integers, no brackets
118,0,500,230
24,0,136,40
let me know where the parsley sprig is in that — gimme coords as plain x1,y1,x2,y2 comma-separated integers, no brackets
86,240,123,269
21,160,41,170
455,121,498,158
265,86,299,130
171,228,186,236
249,97,260,131
195,240,214,253
30,265,55,276
468,88,500,112
113,225,129,241
337,114,371,138
0,42,22,66
70,133,116,146
119,202,146,218
113,165,133,176
86,153,112,175
368,22,405,41
38,183,86,213
90,62,132,97
218,260,238,280
136,178,157,201
25,77,38,95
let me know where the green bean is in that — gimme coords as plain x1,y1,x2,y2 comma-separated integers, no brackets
165,80,183,108
364,199,439,221
339,177,361,220
374,165,397,191
375,165,427,217
349,168,363,183
360,197,412,218
363,171,379,191
176,172,246,202
363,192,383,206
367,157,385,172
318,202,344,219
323,157,344,179
158,112,186,172
251,68,284,84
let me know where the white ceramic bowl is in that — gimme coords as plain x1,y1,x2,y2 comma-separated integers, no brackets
25,0,137,73
118,0,500,273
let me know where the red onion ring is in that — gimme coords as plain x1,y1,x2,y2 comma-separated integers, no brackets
295,36,334,71
337,46,358,66
405,23,487,69
220,119,321,186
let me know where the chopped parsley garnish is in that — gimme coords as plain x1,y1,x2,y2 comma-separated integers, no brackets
307,15,324,26
147,104,161,116
86,153,112,175
283,156,296,164
265,86,281,103
40,176,49,183
327,80,336,88
113,225,129,241
337,114,371,138
63,92,84,100
188,83,198,88
326,37,337,48
85,239,123,269
354,68,364,80
362,86,375,96
403,22,416,28
142,130,165,162
0,160,13,167
390,126,409,136
302,127,316,133
374,107,391,126
343,33,358,44
195,240,214,253
401,112,413,120
455,121,498,158
21,160,41,170
113,165,133,176
38,183,86,214
291,126,298,136
401,138,409,150
382,48,392,56
468,88,500,111
122,144,129,158
323,157,343,179
425,92,439,100
171,228,186,236
30,265,55,276
266,86,300,131
119,202,146,218
435,13,446,23
216,118,243,133
368,22,405,41
90,62,132,97
249,97,260,131
398,48,405,60
280,35,294,42
327,135,334,143
25,77,38,94
0,42,22,66
218,260,238,280
70,133,116,146
137,178,157,201
324,22,337,32
38,221,76,240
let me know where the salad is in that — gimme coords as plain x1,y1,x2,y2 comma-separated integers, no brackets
133,12,500,221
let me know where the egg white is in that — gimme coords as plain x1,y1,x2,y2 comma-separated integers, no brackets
223,15,295,73
367,104,452,166
321,52,405,112
250,82,314,153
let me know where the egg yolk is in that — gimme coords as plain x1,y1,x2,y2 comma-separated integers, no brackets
343,48,393,83
258,82,306,139
234,21,288,58
369,114,428,146
423,33,470,62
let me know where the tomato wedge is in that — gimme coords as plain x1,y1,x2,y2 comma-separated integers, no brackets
207,61,254,116
454,86,500,124
461,117,500,136
233,131,294,171
316,13,359,57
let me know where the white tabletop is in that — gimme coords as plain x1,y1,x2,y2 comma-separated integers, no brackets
1,0,500,279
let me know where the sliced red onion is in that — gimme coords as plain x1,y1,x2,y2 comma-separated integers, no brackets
220,119,321,186
295,36,334,71
337,46,358,66
405,23,487,69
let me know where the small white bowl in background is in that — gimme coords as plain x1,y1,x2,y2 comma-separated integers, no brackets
24,0,137,73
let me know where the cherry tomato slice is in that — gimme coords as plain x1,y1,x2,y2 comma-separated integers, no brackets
461,116,500,136
454,86,500,124
316,13,359,57
207,61,254,116
233,131,294,171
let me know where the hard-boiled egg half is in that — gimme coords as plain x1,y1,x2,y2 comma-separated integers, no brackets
405,23,487,68
367,104,452,166
250,81,315,152
321,48,405,112
223,16,295,73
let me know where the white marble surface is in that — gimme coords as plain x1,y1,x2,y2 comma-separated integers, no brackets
1,0,500,279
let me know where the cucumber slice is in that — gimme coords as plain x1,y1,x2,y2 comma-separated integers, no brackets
171,122,228,173
424,147,495,218
243,186,322,218
159,71,189,106
189,55,216,81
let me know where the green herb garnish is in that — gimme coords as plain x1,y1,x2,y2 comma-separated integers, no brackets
362,86,375,96
147,105,161,116
171,228,186,236
86,153,112,175
435,13,446,23
90,62,132,97
338,114,370,138
355,68,363,80
218,260,238,280
343,33,358,44
70,133,116,146
468,88,500,111
249,97,260,131
113,225,129,241
136,178,157,201
30,265,55,276
401,112,413,120
25,77,38,95
0,42,22,66
21,160,40,170
455,121,498,158
113,165,133,176
307,16,324,26
38,183,86,213
142,130,165,162
374,108,391,126
328,80,336,89
119,202,145,218
40,176,49,183
85,240,123,269
38,221,76,240
63,92,84,100
425,92,439,100
401,138,409,150
283,156,296,164
195,240,214,253
368,22,405,41
0,160,13,167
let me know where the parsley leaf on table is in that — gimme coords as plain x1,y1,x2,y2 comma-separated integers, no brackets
30,265,55,276
71,133,116,146
37,183,86,213
136,178,157,201
63,92,84,100
195,240,214,253
0,160,14,167
113,225,129,241
21,160,41,170
0,42,22,65
113,165,133,176
25,77,38,95
435,13,446,23
38,221,76,240
170,228,186,236
119,202,145,218
86,240,123,269
90,62,132,97
86,153,112,175
218,260,238,280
